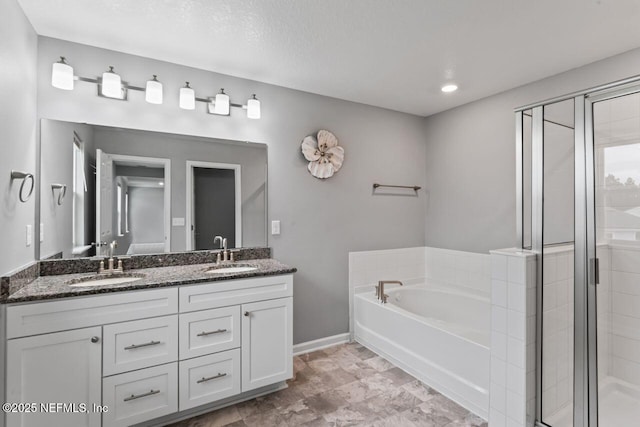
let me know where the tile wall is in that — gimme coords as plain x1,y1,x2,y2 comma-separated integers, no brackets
424,247,492,294
540,246,574,420
610,245,640,386
489,249,536,427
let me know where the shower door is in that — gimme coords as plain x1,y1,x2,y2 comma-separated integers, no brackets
519,79,640,427
585,87,640,427
528,99,577,427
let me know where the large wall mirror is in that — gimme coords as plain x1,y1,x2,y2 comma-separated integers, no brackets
38,119,267,259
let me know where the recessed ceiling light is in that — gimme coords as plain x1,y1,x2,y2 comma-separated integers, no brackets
441,84,458,93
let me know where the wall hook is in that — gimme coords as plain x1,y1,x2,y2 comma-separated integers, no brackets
51,184,67,206
10,170,35,203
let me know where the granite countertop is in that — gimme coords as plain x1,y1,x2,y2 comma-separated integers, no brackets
7,259,296,303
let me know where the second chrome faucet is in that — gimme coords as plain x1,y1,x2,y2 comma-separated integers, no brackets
213,235,231,262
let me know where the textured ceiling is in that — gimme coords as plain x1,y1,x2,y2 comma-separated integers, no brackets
17,0,640,116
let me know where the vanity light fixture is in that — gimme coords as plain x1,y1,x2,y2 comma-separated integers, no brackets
101,66,123,99
145,75,163,104
213,88,230,115
441,84,458,93
246,94,261,119
51,57,74,90
50,56,262,119
179,82,196,110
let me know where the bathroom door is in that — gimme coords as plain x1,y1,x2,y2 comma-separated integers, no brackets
584,86,640,427
193,167,236,250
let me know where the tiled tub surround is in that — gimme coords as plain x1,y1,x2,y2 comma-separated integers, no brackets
349,247,491,335
6,258,295,303
350,247,492,420
489,249,536,427
0,247,273,302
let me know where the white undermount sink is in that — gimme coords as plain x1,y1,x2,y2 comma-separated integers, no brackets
67,274,144,287
204,265,258,274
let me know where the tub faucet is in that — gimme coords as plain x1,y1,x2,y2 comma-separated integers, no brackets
376,280,403,303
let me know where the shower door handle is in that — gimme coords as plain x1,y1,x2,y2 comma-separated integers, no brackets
590,258,599,285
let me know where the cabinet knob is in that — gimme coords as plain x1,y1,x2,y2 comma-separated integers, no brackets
91,336,100,343
244,311,250,317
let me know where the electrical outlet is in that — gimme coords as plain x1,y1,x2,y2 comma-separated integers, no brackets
26,225,32,246
271,220,281,235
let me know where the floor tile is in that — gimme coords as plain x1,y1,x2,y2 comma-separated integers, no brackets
168,343,487,427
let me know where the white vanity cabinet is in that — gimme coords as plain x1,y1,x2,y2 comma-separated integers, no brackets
6,327,103,427
241,297,293,391
3,273,293,427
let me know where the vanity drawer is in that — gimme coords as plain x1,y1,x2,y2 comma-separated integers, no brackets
179,306,240,359
179,274,293,313
103,315,178,376
7,288,178,339
179,349,241,411
102,362,178,427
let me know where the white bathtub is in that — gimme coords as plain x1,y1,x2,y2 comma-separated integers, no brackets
354,284,490,418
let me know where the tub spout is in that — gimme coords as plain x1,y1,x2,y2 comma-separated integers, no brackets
377,280,403,303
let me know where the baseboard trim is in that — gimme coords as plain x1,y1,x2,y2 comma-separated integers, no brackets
293,332,351,356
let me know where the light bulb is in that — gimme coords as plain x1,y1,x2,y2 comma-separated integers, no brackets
179,82,195,110
145,75,163,104
101,66,122,98
51,57,74,90
214,89,230,115
247,94,261,119
441,84,458,93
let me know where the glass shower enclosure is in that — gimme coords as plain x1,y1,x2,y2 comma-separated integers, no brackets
516,78,640,427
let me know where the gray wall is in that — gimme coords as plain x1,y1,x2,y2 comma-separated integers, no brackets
423,46,640,253
36,37,428,344
0,0,37,275
129,187,164,244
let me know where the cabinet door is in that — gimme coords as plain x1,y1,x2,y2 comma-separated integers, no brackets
6,327,102,427
241,297,292,392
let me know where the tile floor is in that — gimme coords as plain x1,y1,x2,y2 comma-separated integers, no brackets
169,342,487,427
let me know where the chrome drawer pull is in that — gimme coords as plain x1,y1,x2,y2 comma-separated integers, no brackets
197,328,227,337
197,372,227,383
124,389,160,402
124,340,161,350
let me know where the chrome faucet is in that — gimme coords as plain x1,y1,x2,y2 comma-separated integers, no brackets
213,235,230,263
222,237,229,261
99,240,123,274
375,280,403,303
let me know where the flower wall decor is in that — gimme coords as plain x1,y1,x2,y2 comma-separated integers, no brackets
301,130,345,179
